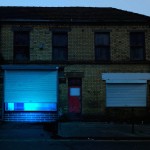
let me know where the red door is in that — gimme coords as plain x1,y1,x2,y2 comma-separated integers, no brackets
68,78,81,114
69,86,81,113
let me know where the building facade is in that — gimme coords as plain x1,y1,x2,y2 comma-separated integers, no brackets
0,7,150,122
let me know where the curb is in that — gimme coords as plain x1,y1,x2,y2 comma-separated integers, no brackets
51,135,150,140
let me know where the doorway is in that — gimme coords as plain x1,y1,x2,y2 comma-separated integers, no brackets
68,78,82,116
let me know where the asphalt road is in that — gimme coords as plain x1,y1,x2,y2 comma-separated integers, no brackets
0,140,150,150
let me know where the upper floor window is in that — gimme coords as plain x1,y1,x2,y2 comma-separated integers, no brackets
130,32,145,61
52,32,68,61
95,32,110,61
13,31,30,62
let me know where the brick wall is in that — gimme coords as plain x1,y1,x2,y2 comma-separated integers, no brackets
1,23,150,121
1,24,150,62
0,70,3,120
4,112,58,122
1,25,13,61
30,25,52,61
59,64,150,117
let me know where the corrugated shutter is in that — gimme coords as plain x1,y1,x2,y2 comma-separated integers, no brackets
106,83,147,107
4,70,58,103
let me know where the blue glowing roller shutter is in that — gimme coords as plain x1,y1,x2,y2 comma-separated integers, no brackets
4,70,58,108
106,83,147,107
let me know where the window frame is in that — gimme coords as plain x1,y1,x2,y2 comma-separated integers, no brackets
130,32,145,61
94,32,110,62
13,31,30,62
52,32,68,61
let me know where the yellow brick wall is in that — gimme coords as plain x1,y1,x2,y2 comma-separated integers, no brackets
30,25,52,61
1,24,150,120
1,25,13,61
68,27,94,61
58,64,150,116
1,24,150,62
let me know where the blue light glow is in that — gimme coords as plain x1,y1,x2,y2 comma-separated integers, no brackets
5,103,57,111
7,103,14,111
24,103,57,111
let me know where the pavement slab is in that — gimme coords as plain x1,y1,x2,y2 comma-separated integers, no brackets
1,121,150,140
58,122,150,139
0,122,51,140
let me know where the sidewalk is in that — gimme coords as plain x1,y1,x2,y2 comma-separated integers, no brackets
0,122,51,140
1,121,150,140
58,122,150,140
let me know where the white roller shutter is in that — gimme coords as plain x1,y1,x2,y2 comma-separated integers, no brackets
4,70,58,103
106,83,147,107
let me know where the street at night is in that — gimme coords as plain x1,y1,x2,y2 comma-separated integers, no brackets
0,139,150,150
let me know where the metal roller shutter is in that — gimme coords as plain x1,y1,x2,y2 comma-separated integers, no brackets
4,70,57,103
106,83,147,107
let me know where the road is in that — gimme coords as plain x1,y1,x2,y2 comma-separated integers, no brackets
0,140,150,150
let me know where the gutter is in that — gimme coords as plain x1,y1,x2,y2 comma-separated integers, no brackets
0,18,150,24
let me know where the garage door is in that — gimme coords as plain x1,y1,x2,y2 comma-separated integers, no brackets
106,83,147,107
4,70,57,103
4,69,58,111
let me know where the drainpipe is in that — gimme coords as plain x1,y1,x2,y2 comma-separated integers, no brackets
0,23,5,122
0,24,3,121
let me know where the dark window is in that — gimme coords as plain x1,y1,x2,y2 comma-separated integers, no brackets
52,32,68,61
130,32,145,60
95,32,110,61
68,78,82,86
13,31,30,62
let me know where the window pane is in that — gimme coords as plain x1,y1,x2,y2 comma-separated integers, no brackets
130,32,145,60
130,33,145,46
53,33,68,46
68,78,81,86
14,32,29,45
14,46,29,61
14,31,30,62
95,33,110,46
53,47,67,61
131,47,144,60
70,88,80,96
95,47,110,60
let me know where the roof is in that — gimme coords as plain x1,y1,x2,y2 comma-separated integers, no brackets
2,65,59,70
0,7,149,23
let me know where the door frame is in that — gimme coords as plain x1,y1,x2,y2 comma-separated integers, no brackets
68,78,82,114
